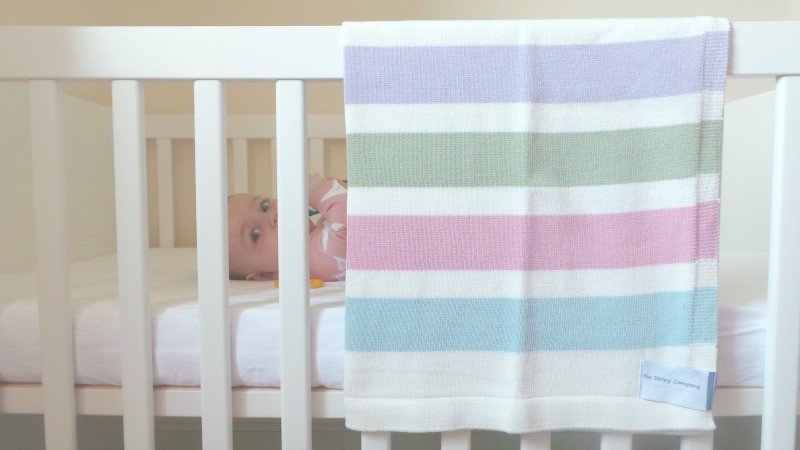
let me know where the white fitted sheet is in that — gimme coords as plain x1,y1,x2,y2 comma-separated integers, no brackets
0,248,771,388
0,248,344,388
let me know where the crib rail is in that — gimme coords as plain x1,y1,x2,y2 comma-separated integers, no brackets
0,22,799,80
2,22,799,450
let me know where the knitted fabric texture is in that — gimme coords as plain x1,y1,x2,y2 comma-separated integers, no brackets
342,17,729,434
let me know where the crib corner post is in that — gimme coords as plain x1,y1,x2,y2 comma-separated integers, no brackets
762,75,800,450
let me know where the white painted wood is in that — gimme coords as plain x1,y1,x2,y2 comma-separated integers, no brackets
711,387,766,416
269,137,277,197
727,22,800,76
680,432,714,450
441,430,471,449
361,432,391,450
276,80,312,450
231,138,249,193
600,433,633,450
145,114,344,139
28,80,77,450
520,432,552,450
762,75,800,450
308,137,325,176
0,24,797,80
156,138,175,247
0,384,783,420
193,80,233,450
0,384,345,418
0,27,343,80
112,80,156,450
7,23,800,449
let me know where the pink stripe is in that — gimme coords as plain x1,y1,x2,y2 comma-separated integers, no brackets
346,201,719,271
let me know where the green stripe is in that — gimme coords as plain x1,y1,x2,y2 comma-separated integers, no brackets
346,122,721,188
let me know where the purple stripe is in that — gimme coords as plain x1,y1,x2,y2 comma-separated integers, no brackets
343,32,728,104
346,202,719,271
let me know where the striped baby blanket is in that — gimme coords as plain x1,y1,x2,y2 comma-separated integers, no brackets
343,18,729,434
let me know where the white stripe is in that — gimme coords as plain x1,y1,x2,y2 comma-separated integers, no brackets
344,91,723,134
345,345,716,399
349,175,719,216
345,396,714,434
346,260,718,300
343,18,729,47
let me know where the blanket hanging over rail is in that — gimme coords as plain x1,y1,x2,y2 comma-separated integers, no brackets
342,17,729,434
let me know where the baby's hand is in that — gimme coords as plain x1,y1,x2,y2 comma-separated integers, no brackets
308,172,326,198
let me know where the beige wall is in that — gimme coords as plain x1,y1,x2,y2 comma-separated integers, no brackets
2,0,795,26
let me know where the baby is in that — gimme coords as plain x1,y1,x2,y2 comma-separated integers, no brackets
227,174,347,282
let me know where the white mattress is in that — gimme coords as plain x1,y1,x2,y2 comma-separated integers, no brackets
0,248,771,388
0,248,344,388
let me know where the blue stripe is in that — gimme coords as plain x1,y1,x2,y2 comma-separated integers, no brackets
345,288,717,352
706,371,717,410
343,32,728,105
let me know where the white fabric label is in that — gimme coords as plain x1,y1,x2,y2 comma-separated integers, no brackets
639,360,716,411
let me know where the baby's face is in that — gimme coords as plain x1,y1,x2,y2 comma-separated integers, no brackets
228,193,279,280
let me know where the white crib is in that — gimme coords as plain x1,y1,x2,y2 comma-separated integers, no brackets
0,22,798,450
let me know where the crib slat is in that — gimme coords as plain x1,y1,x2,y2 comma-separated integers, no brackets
441,430,471,449
599,433,633,450
762,75,800,450
276,80,312,450
520,432,552,450
680,432,714,450
29,80,78,450
362,432,392,450
269,137,278,197
112,80,155,450
231,138,249,193
308,137,325,176
156,138,175,247
194,80,233,450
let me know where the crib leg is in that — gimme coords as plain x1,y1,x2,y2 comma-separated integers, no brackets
521,432,551,450
680,431,713,450
194,79,233,450
600,433,632,450
29,79,77,450
112,80,155,450
441,430,471,449
276,80,313,450
362,431,391,450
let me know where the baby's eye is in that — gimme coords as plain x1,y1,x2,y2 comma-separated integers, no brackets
250,228,261,243
260,200,270,213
